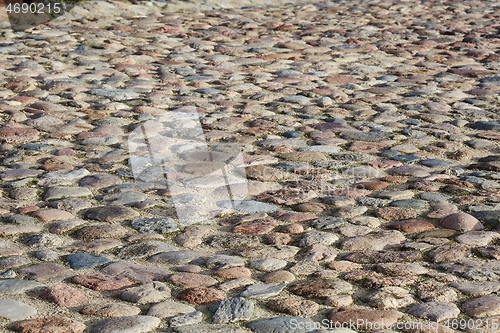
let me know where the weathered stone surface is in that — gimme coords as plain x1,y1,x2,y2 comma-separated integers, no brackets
13,318,86,333
178,287,225,305
91,316,161,333
41,284,88,306
327,307,403,330
408,302,461,322
462,296,500,318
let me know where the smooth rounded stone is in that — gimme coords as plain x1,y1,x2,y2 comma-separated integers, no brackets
178,287,225,305
327,307,403,330
266,298,319,317
467,295,498,320
303,244,338,263
390,199,426,208
376,263,429,276
102,191,147,205
469,121,500,131
341,230,406,251
420,159,452,168
169,273,218,288
342,131,390,142
294,202,325,213
13,317,86,333
250,259,287,272
247,316,317,333
468,139,496,150
441,212,484,232
325,295,354,309
240,282,287,299
118,241,177,260
18,263,73,282
0,255,30,270
375,190,414,200
333,206,367,218
343,250,423,264
31,209,75,222
173,324,247,333
392,154,420,163
299,231,339,247
408,302,460,322
148,300,196,319
80,169,121,186
120,282,171,305
206,255,245,270
72,224,130,241
366,286,417,310
219,278,256,292
41,284,88,306
49,219,86,235
451,281,500,297
0,299,37,320
0,279,44,294
387,219,436,233
80,303,141,318
322,196,356,207
0,169,41,181
149,250,213,265
65,253,110,269
233,220,279,235
262,271,295,284
130,217,179,234
100,261,169,284
455,231,500,246
44,186,93,201
283,95,311,105
176,225,212,248
288,279,353,298
238,245,299,260
91,315,161,333
350,216,381,228
299,145,340,153
420,192,451,202
282,224,304,234
170,311,203,327
84,205,140,222
3,214,37,225
389,165,431,177
73,274,136,291
317,96,333,106
217,200,278,213
216,267,252,279
211,297,254,323
376,207,418,221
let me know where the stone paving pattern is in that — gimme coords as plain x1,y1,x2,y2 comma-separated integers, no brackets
1,0,500,332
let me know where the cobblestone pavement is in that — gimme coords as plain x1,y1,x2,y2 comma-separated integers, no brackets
1,0,500,332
